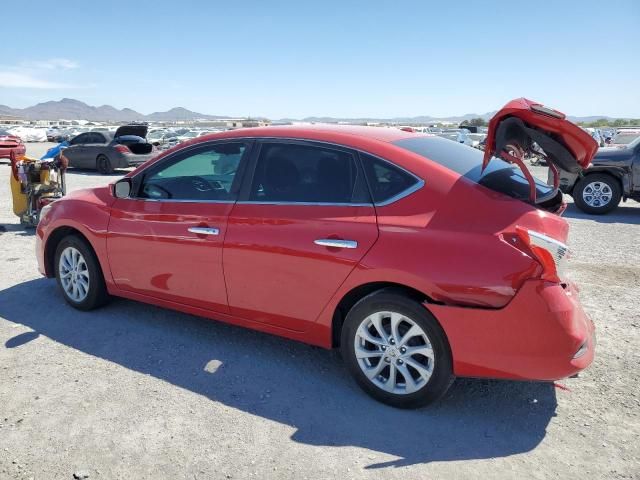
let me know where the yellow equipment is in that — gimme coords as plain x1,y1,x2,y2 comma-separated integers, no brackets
9,150,66,226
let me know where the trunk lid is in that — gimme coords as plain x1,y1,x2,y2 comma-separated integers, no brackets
482,98,598,205
114,124,148,139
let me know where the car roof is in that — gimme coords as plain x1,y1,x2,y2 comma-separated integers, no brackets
198,124,421,144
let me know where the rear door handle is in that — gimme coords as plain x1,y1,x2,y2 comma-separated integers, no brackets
314,238,358,249
188,227,220,236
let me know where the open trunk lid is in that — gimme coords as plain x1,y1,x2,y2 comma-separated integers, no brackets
482,98,598,206
114,124,148,139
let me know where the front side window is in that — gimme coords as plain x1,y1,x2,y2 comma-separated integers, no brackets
360,153,420,204
71,133,90,145
249,143,368,204
138,142,246,201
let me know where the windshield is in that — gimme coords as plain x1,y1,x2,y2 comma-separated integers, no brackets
612,134,640,145
394,136,554,202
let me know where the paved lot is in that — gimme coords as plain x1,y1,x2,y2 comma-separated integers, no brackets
1,143,639,479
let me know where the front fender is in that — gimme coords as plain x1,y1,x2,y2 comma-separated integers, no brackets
583,167,630,196
37,188,114,285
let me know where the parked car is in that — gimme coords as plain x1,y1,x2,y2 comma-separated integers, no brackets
46,127,61,142
36,99,596,408
63,125,155,174
198,130,221,137
147,130,166,145
467,133,487,148
610,131,640,147
148,130,180,148
0,129,26,159
176,131,199,143
436,129,473,146
556,135,640,214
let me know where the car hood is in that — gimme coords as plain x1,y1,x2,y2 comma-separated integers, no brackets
483,98,598,174
114,125,148,139
591,146,634,165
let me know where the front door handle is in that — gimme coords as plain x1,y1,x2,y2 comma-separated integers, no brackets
188,227,220,236
314,238,358,249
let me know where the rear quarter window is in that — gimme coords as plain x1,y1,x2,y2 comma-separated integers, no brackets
360,153,421,204
394,136,553,202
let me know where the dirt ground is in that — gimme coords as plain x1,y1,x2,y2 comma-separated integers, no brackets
0,143,638,480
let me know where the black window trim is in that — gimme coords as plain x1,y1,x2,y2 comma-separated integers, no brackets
128,139,254,204
236,138,373,207
125,136,424,207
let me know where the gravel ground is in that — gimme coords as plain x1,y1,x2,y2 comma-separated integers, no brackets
0,143,639,480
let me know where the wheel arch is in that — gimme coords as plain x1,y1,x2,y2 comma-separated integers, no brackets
581,168,626,193
331,281,435,348
45,226,95,278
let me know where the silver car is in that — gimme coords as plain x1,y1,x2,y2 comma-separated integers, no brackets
63,125,156,174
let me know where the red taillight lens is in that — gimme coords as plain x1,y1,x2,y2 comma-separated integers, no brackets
115,145,130,154
515,226,569,283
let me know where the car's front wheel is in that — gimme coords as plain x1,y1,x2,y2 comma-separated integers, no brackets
341,290,454,408
573,173,621,214
54,235,110,310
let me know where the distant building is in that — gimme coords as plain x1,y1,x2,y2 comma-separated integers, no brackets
0,114,26,126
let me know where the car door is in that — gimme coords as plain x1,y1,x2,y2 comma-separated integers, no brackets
106,140,252,313
83,132,107,169
223,140,379,332
632,141,640,194
64,133,91,168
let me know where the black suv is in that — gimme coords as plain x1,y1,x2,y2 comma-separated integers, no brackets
555,136,640,214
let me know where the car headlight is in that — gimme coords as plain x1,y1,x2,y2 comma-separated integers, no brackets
39,202,55,222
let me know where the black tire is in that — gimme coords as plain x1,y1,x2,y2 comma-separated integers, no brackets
96,154,114,174
573,173,621,215
341,289,454,408
54,234,110,310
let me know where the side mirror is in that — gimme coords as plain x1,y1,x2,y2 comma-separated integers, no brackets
113,178,132,198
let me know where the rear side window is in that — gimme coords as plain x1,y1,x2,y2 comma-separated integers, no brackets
360,153,420,204
88,132,106,143
394,136,553,202
249,142,369,204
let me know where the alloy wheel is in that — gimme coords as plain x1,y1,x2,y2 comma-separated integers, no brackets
582,181,612,208
354,311,435,394
58,246,90,302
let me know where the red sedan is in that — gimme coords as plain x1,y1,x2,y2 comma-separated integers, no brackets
0,130,26,159
36,99,597,408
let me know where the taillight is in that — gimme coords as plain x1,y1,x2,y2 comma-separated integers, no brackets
115,145,131,154
515,227,569,283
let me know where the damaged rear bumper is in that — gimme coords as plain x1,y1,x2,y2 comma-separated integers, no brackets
429,279,595,381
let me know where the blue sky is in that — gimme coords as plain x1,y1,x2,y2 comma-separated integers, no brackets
1,0,638,118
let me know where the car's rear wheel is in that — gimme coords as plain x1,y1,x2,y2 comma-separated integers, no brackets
573,173,621,214
96,154,114,174
341,290,454,408
54,235,110,310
